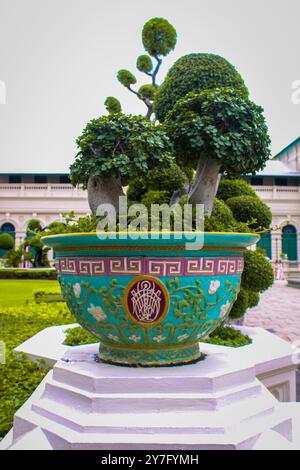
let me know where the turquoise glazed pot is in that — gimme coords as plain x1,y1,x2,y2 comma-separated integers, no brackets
42,232,259,367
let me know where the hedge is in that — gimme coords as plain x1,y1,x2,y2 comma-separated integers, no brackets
0,302,73,438
0,269,57,280
33,288,64,304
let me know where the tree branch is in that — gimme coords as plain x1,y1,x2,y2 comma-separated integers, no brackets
151,56,162,87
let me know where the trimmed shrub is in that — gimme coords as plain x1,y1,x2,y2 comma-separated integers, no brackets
141,190,170,210
0,269,57,280
0,233,14,250
247,290,260,308
0,302,74,438
33,288,64,303
226,195,272,230
127,164,187,202
64,326,97,346
217,179,257,202
204,198,237,232
204,325,252,347
229,288,249,320
154,53,249,121
242,250,274,293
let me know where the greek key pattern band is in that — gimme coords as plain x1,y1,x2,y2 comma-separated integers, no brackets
55,256,244,277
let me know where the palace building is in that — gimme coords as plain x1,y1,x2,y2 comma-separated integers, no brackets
1,137,300,271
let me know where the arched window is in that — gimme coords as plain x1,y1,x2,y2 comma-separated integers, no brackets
282,225,298,261
0,222,15,239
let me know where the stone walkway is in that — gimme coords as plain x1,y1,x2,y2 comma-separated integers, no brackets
244,281,300,343
243,280,300,401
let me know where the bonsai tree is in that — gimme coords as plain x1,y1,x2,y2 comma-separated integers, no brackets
70,113,173,213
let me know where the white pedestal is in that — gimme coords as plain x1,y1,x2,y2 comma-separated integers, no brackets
1,342,298,450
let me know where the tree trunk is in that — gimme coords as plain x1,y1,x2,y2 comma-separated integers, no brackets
87,176,124,215
188,157,221,216
170,172,191,206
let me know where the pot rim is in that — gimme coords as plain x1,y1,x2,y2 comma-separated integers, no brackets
41,231,260,250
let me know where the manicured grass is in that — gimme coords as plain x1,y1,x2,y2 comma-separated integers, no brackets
0,280,60,307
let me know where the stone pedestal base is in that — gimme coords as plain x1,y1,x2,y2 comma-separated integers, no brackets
1,342,297,450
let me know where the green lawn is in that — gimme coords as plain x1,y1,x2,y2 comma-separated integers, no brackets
0,280,59,307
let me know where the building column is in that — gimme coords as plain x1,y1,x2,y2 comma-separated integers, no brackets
272,231,282,261
15,231,26,248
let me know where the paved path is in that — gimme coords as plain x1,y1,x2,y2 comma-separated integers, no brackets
243,280,300,401
244,281,300,343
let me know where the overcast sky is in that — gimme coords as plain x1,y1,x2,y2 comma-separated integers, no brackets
0,0,299,173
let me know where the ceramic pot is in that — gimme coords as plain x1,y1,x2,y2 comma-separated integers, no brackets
42,232,259,367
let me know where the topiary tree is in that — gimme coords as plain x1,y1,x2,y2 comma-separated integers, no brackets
246,290,260,309
70,113,173,213
217,179,258,202
226,195,272,231
108,17,177,120
164,88,271,215
154,53,249,122
0,233,14,250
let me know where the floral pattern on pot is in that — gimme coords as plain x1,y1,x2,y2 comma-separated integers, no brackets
59,273,240,366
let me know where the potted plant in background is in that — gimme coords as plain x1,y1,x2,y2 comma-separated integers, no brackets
42,17,273,366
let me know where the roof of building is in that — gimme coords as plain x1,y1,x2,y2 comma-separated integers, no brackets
273,136,300,160
246,159,300,178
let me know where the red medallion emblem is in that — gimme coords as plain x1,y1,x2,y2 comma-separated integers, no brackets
124,276,169,326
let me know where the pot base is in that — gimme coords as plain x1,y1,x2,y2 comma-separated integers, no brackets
98,342,203,367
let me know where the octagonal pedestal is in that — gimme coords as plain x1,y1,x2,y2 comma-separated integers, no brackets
1,341,296,450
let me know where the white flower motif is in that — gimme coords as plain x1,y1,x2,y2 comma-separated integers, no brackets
208,280,220,295
87,304,106,322
108,333,120,342
73,283,81,298
177,333,189,342
220,301,231,319
129,334,141,343
153,335,166,343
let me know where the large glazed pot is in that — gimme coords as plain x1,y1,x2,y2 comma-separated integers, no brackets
42,232,259,367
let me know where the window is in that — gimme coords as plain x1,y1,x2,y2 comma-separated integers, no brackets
250,177,263,186
275,178,288,186
59,175,70,184
9,175,21,184
34,175,47,184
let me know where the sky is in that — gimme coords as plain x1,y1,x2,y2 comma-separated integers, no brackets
0,0,299,173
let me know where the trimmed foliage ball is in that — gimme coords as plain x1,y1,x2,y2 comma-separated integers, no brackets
217,179,257,201
154,53,249,121
242,250,274,293
136,55,153,73
229,288,249,320
138,84,157,100
142,17,177,57
104,96,122,115
127,163,187,202
226,195,272,230
204,198,237,232
247,290,260,308
70,114,173,188
0,233,14,250
141,190,170,210
117,69,137,87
